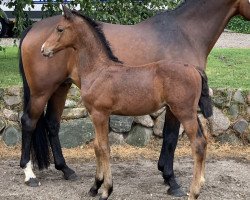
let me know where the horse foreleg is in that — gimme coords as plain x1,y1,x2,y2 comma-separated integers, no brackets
158,108,185,197
45,82,77,180
20,95,49,187
89,111,112,200
182,117,207,200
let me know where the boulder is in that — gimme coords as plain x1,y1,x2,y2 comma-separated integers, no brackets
216,131,241,145
233,90,245,104
2,125,21,146
229,104,239,118
153,110,165,137
125,125,153,147
68,86,81,97
233,119,248,135
3,109,18,121
64,99,77,108
134,115,154,128
59,118,94,148
62,108,88,120
211,107,230,136
0,88,4,100
110,115,134,133
3,95,22,106
150,107,166,119
0,117,6,133
109,132,125,145
6,86,21,96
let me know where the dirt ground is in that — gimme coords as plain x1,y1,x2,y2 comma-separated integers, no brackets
0,140,249,200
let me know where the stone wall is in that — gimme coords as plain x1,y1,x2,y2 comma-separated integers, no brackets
0,86,249,147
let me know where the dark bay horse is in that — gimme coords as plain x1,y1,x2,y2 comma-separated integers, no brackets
42,7,211,200
19,0,250,196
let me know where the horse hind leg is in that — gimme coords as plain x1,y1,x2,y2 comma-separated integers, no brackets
182,117,207,200
20,95,49,187
45,82,77,181
158,107,186,197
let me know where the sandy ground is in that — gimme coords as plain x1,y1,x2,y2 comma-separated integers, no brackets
0,157,249,200
0,32,250,48
0,139,250,200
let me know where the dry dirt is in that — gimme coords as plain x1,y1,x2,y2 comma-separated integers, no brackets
0,140,249,200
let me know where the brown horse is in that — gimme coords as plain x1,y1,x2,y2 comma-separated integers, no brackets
42,7,210,200
19,0,250,196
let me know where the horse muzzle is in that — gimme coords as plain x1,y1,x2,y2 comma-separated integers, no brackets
41,43,54,58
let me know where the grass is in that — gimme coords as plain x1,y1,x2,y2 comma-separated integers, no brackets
0,47,20,88
0,47,249,89
207,48,250,90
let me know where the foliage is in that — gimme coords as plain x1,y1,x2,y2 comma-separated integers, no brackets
227,16,250,34
2,0,33,36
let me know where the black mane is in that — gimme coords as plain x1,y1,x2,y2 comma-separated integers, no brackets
71,10,122,64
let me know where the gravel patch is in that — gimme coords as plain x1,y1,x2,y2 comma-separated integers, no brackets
0,32,249,48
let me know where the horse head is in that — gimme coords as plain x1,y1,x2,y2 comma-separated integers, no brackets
41,6,79,57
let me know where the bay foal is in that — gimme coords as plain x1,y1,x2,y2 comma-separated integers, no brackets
42,7,212,200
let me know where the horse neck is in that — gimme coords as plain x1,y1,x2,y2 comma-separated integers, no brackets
176,0,238,55
75,24,113,75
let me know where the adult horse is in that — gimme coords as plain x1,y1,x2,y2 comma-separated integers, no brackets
19,0,250,196
41,7,211,200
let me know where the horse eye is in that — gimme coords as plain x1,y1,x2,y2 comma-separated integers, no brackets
57,27,64,33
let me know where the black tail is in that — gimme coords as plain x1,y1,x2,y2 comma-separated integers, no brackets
19,27,50,170
197,70,213,119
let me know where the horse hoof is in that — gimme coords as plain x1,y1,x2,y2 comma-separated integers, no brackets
167,187,186,197
99,197,108,200
88,188,98,197
64,171,78,181
25,178,41,187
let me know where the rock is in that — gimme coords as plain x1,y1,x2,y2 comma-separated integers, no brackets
233,90,245,104
0,117,6,133
216,131,241,145
3,109,18,121
3,95,22,106
150,107,166,119
233,119,248,134
62,108,88,120
110,115,134,133
209,88,213,97
211,107,230,136
0,88,4,100
153,110,165,137
247,106,250,116
229,104,239,118
65,99,77,108
109,132,125,145
2,126,21,146
247,94,250,104
134,115,154,128
59,118,94,148
68,86,80,97
6,86,21,96
125,125,153,147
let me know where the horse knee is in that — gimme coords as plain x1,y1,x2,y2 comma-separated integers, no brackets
21,113,35,131
45,117,60,137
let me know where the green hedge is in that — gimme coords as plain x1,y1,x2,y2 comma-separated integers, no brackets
227,16,250,34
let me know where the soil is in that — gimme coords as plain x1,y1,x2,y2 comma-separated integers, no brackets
0,156,249,200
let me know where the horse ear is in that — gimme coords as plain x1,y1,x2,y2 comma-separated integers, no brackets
62,5,74,20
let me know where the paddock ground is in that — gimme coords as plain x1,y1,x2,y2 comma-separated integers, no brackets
0,139,249,200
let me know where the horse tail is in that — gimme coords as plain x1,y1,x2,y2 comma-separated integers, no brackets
19,27,50,170
197,69,213,134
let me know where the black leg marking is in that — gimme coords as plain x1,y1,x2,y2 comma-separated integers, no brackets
89,179,104,197
158,109,186,197
45,101,77,181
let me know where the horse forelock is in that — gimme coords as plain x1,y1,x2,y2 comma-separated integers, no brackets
71,10,122,64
